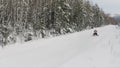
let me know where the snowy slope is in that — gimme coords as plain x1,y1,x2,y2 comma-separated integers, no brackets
0,25,120,68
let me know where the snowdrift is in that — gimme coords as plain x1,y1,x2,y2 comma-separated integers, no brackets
0,25,120,68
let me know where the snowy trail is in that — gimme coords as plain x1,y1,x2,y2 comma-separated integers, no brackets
61,25,120,68
0,25,120,68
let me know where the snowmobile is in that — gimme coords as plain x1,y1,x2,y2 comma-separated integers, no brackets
93,30,98,36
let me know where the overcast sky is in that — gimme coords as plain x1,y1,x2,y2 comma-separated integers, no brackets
90,0,120,15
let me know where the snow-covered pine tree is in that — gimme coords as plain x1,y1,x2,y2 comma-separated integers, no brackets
54,0,72,34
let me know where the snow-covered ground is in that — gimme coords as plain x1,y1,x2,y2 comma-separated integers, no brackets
0,25,120,68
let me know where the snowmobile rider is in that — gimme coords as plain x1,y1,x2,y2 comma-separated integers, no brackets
93,30,98,36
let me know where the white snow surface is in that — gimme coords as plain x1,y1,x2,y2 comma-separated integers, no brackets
0,25,120,68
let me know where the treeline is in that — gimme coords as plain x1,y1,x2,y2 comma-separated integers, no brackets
0,0,116,47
